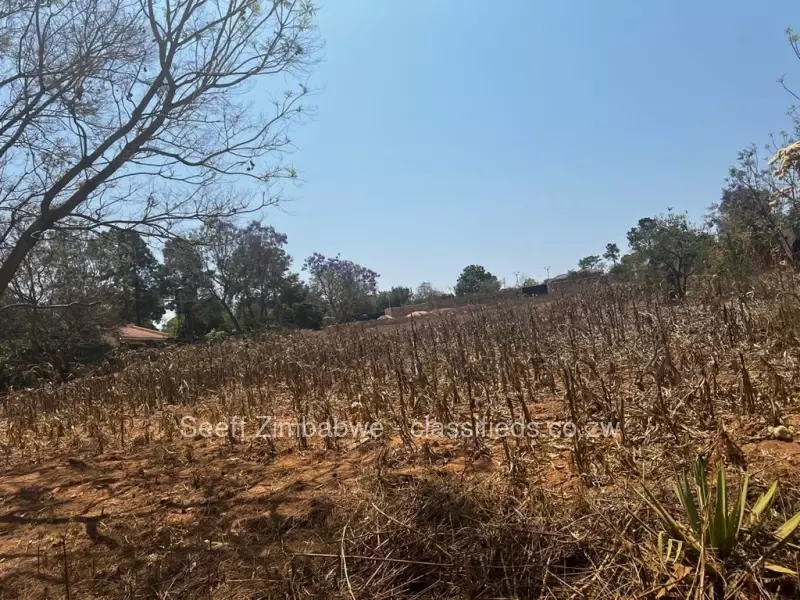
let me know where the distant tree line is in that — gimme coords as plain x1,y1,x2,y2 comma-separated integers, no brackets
0,214,447,388
572,140,800,299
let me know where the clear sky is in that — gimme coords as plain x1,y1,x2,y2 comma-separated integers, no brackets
264,0,800,292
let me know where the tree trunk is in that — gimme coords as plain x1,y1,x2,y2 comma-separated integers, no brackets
0,219,49,299
211,290,243,334
221,298,243,335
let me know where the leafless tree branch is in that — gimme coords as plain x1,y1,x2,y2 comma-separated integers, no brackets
0,0,318,297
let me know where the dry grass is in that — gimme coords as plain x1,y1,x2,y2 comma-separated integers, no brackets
2,273,800,598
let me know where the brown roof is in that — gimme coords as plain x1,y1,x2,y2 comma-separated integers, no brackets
119,323,169,343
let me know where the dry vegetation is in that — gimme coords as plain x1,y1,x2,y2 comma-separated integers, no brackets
3,274,800,598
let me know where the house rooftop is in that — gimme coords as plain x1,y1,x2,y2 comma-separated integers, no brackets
119,323,169,343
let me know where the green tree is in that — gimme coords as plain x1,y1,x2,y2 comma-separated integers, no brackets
710,144,799,265
603,243,620,266
1,231,115,387
164,221,321,333
733,148,793,249
454,265,501,296
195,219,246,333
161,239,210,340
90,231,164,327
273,275,325,329
303,253,379,323
577,255,603,271
375,286,413,312
414,281,444,303
513,272,539,287
609,251,646,275
230,222,293,326
164,297,228,339
161,239,206,304
626,211,713,298
709,185,777,283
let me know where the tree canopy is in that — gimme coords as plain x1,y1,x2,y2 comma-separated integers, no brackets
303,253,379,323
454,265,501,296
91,230,163,327
625,211,713,298
603,243,620,265
577,255,603,271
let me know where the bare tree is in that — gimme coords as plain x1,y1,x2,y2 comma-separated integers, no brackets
0,0,317,298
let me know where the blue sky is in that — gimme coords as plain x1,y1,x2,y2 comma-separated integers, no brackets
264,0,800,291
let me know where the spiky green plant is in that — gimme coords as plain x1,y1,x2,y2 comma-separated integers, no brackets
643,458,800,565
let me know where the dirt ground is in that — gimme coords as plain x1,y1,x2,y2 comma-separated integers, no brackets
1,402,799,598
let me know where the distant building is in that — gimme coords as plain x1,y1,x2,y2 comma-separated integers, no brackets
521,283,548,296
118,323,170,346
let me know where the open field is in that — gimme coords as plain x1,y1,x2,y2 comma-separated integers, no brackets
3,276,800,598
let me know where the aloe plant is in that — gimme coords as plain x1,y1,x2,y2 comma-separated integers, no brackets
643,457,800,565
